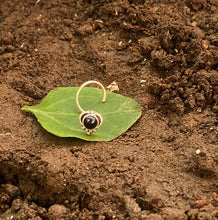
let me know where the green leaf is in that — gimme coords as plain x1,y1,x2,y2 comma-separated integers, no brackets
21,87,141,141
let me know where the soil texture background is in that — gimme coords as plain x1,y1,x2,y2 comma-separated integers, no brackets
0,0,218,219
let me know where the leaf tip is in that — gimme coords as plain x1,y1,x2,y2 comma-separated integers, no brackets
21,106,31,111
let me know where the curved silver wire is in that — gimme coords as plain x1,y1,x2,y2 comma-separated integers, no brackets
76,80,106,113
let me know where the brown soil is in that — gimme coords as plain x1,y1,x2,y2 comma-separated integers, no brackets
0,0,217,219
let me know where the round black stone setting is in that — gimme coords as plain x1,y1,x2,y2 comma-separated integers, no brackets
83,115,98,129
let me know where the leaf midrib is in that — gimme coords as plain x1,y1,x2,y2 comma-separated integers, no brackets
28,108,139,116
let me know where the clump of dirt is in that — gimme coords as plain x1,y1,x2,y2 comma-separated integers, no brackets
0,0,217,219
149,69,217,114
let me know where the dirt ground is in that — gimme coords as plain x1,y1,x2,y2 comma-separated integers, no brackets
0,0,217,219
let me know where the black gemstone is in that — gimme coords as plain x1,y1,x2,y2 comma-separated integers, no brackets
84,115,98,129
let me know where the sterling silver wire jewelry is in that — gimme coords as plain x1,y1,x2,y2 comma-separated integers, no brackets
76,81,106,135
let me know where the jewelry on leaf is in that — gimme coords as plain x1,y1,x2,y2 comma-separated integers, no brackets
76,81,106,135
